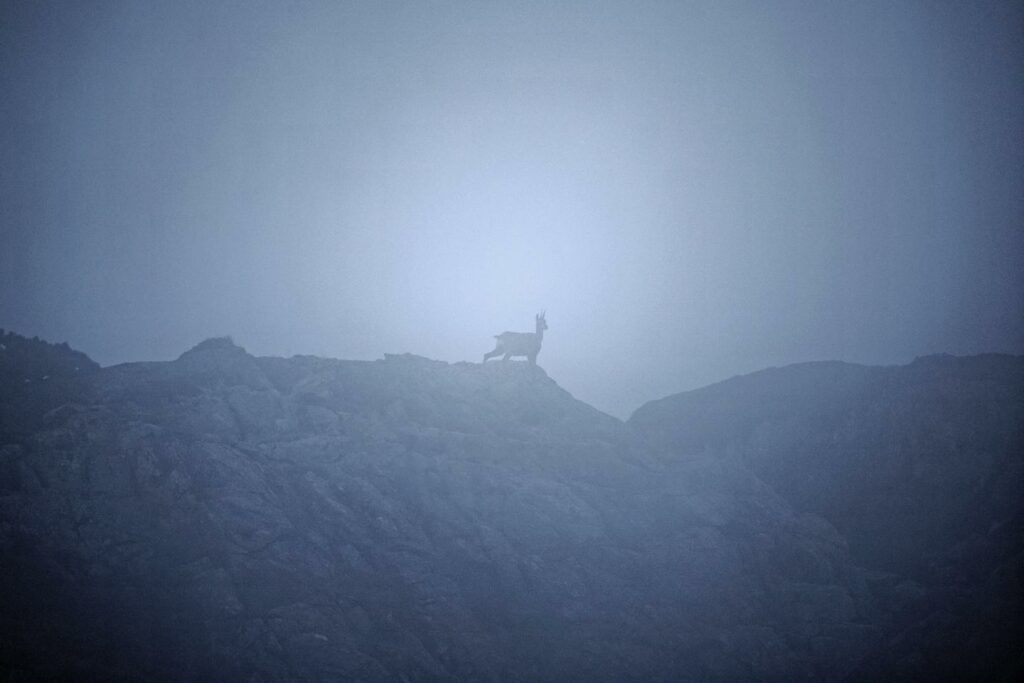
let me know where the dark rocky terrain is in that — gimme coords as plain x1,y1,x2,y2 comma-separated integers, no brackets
0,331,1020,680
631,355,1024,680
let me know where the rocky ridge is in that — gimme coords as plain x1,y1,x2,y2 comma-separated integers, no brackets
0,334,1019,680
630,355,1024,680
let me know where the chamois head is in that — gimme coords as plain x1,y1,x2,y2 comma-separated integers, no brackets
536,312,548,332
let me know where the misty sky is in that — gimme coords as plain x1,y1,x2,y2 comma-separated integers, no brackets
2,1,1022,418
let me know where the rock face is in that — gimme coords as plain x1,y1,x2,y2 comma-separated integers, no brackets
630,355,1024,680
0,329,99,441
0,334,1019,680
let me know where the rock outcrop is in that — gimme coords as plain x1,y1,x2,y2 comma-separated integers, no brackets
0,334,1020,679
630,354,1024,680
0,329,99,441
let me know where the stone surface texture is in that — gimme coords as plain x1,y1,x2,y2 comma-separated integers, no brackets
0,332,1020,680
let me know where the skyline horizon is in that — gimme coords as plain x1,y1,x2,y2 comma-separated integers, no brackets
3,324,1017,420
3,1,1022,420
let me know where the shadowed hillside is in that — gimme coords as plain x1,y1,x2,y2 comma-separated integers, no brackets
630,355,1024,680
0,334,1020,680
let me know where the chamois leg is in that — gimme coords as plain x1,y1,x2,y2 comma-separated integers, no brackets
502,352,511,361
483,348,502,362
527,353,537,366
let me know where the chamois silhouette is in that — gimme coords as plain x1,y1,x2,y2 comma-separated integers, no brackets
483,313,548,365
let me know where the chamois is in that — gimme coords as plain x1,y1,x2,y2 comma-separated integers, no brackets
483,313,548,365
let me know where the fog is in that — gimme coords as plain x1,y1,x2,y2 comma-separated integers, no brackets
2,0,1022,418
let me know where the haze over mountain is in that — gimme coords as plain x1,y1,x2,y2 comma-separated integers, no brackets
1,330,1020,680
2,1,1022,418
2,3,1022,676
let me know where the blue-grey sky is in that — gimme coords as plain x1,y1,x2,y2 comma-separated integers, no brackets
2,1,1022,417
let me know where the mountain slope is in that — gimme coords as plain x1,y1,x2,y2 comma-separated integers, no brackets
0,335,881,680
629,354,1024,679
